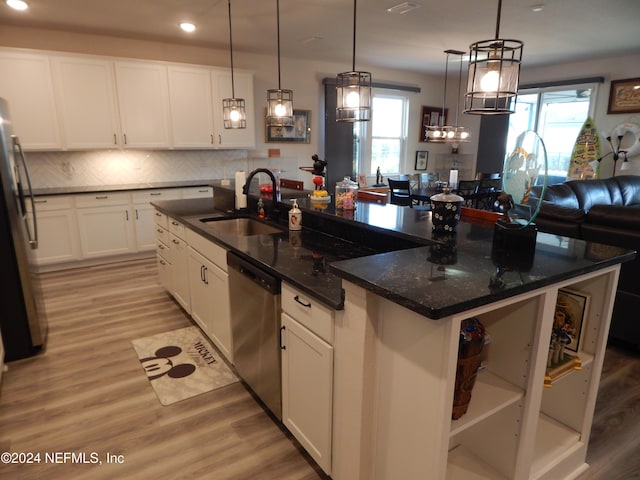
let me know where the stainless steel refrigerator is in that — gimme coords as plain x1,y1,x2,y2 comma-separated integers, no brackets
0,97,48,361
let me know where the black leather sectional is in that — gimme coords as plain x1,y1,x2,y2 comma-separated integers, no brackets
528,175,640,347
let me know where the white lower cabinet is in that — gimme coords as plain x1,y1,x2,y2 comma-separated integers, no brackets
132,188,182,251
75,192,135,258
186,230,232,361
29,195,80,265
281,283,334,475
169,233,190,314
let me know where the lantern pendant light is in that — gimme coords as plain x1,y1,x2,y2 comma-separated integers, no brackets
464,0,523,115
266,0,294,127
223,0,246,129
336,0,371,122
425,49,471,143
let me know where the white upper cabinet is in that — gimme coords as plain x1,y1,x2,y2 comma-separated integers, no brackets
0,50,62,150
114,61,172,148
51,55,121,149
168,66,255,150
212,71,256,149
168,65,215,149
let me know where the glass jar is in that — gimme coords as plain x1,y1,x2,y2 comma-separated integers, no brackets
335,176,358,210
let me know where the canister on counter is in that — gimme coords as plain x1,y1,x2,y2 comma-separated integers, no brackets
335,176,358,210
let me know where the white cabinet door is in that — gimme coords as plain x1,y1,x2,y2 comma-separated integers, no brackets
75,193,135,258
188,247,232,361
114,61,171,148
170,234,191,314
51,55,121,149
281,312,333,474
132,189,182,251
157,254,172,292
29,195,80,265
211,71,256,149
0,50,61,150
168,65,215,148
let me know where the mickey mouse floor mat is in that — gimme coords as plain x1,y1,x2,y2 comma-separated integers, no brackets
132,326,238,406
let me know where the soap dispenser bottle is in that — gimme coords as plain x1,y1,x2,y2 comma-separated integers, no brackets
257,198,265,219
288,199,302,230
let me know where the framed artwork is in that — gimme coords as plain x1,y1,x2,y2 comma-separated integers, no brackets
607,77,640,114
419,105,447,142
265,109,311,143
554,288,590,353
415,151,429,170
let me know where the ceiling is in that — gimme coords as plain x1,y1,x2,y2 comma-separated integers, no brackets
1,0,639,74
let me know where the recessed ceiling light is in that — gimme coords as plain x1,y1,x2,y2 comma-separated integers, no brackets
530,4,545,12
300,35,324,45
5,0,29,11
386,2,421,15
180,22,196,33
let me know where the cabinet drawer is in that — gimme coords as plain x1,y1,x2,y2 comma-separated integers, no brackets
132,188,181,204
156,238,170,257
168,216,186,239
155,224,169,244
31,195,74,212
186,229,227,270
75,192,130,208
182,186,212,199
154,210,168,229
282,283,334,344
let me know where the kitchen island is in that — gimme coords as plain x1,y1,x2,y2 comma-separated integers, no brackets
152,191,634,480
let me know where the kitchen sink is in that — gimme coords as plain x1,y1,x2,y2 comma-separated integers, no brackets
200,217,282,236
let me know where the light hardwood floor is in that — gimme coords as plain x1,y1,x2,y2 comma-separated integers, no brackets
0,257,638,479
0,258,327,480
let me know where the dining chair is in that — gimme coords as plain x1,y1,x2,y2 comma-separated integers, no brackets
473,178,503,210
388,179,413,207
455,179,480,207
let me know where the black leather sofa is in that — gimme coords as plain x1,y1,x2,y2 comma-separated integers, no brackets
528,175,640,347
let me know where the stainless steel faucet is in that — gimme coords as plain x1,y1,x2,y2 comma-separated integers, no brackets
242,168,280,220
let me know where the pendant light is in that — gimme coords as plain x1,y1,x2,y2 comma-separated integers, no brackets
464,0,523,115
266,0,294,127
336,0,371,122
222,0,246,129
425,49,471,143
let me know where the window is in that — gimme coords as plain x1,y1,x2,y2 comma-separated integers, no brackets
506,83,597,178
355,91,409,178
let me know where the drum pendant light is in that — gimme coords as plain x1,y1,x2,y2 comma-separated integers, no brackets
223,0,246,129
336,0,371,122
425,50,471,143
464,0,523,115
266,0,294,127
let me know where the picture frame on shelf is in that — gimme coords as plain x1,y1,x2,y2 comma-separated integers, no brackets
415,151,429,171
265,109,311,143
607,77,640,114
555,288,590,353
419,105,447,142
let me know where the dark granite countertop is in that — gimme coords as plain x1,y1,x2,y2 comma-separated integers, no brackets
152,191,635,317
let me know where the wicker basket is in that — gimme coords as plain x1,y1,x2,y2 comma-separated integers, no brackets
452,318,485,420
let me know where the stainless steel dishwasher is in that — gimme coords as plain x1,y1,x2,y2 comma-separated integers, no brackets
227,251,282,419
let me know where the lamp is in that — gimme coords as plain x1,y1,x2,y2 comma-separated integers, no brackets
336,0,371,122
597,135,629,177
222,0,246,129
464,0,523,115
426,50,471,143
266,0,294,127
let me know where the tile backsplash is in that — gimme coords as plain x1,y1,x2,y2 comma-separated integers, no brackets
26,149,306,188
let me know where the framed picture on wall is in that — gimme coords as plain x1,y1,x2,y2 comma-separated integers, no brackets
265,109,311,143
607,77,640,114
419,105,447,142
415,151,429,170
